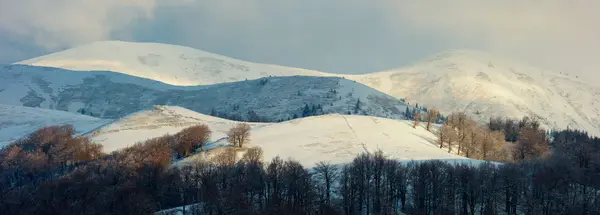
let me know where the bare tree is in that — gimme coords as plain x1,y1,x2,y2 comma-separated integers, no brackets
488,138,513,162
438,122,459,152
413,112,421,128
211,148,237,166
227,123,251,148
479,130,506,160
438,125,446,148
314,161,338,206
141,134,174,168
464,126,482,158
426,108,439,131
442,125,457,153
513,119,550,161
241,146,263,164
456,113,472,155
446,112,472,155
480,128,493,160
73,137,103,162
177,124,212,154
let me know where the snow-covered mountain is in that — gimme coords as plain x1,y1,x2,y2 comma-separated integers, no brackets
349,50,600,136
0,64,412,121
13,41,600,135
17,41,331,86
0,104,110,147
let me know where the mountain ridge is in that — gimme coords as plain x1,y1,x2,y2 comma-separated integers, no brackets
349,50,600,135
12,40,600,136
0,64,413,122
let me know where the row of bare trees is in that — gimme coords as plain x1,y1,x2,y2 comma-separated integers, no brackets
412,108,440,131
129,122,250,160
428,111,550,162
0,125,104,188
0,121,251,190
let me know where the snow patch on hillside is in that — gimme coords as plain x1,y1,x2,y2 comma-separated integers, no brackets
0,104,109,147
88,106,265,152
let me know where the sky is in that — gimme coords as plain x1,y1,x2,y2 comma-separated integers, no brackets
0,0,599,78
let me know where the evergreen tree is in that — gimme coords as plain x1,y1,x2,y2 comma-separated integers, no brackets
354,98,361,114
302,104,310,117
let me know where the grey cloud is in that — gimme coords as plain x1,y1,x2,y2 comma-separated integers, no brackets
1,0,599,78
125,0,448,73
384,0,600,75
0,0,160,50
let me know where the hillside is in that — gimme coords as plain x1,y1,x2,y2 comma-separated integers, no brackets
88,105,265,152
0,64,412,121
349,50,600,135
1,105,474,167
0,104,110,147
83,106,472,167
16,41,331,86
232,114,471,168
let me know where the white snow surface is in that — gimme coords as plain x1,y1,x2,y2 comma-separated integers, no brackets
347,50,600,136
14,41,600,136
88,106,265,152
245,114,472,168
117,107,475,168
0,104,110,147
155,203,202,215
17,41,332,86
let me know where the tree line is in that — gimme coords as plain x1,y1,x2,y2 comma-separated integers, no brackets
411,110,552,163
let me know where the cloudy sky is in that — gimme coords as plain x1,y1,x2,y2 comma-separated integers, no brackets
0,0,598,77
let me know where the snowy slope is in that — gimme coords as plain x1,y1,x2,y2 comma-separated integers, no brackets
0,104,110,147
244,114,471,168
17,41,332,86
0,104,476,167
88,106,265,152
0,64,412,121
348,50,600,136
84,106,472,167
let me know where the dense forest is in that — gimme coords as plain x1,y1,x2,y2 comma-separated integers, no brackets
1,115,599,214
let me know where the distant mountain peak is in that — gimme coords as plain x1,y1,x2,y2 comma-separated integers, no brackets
16,41,330,86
